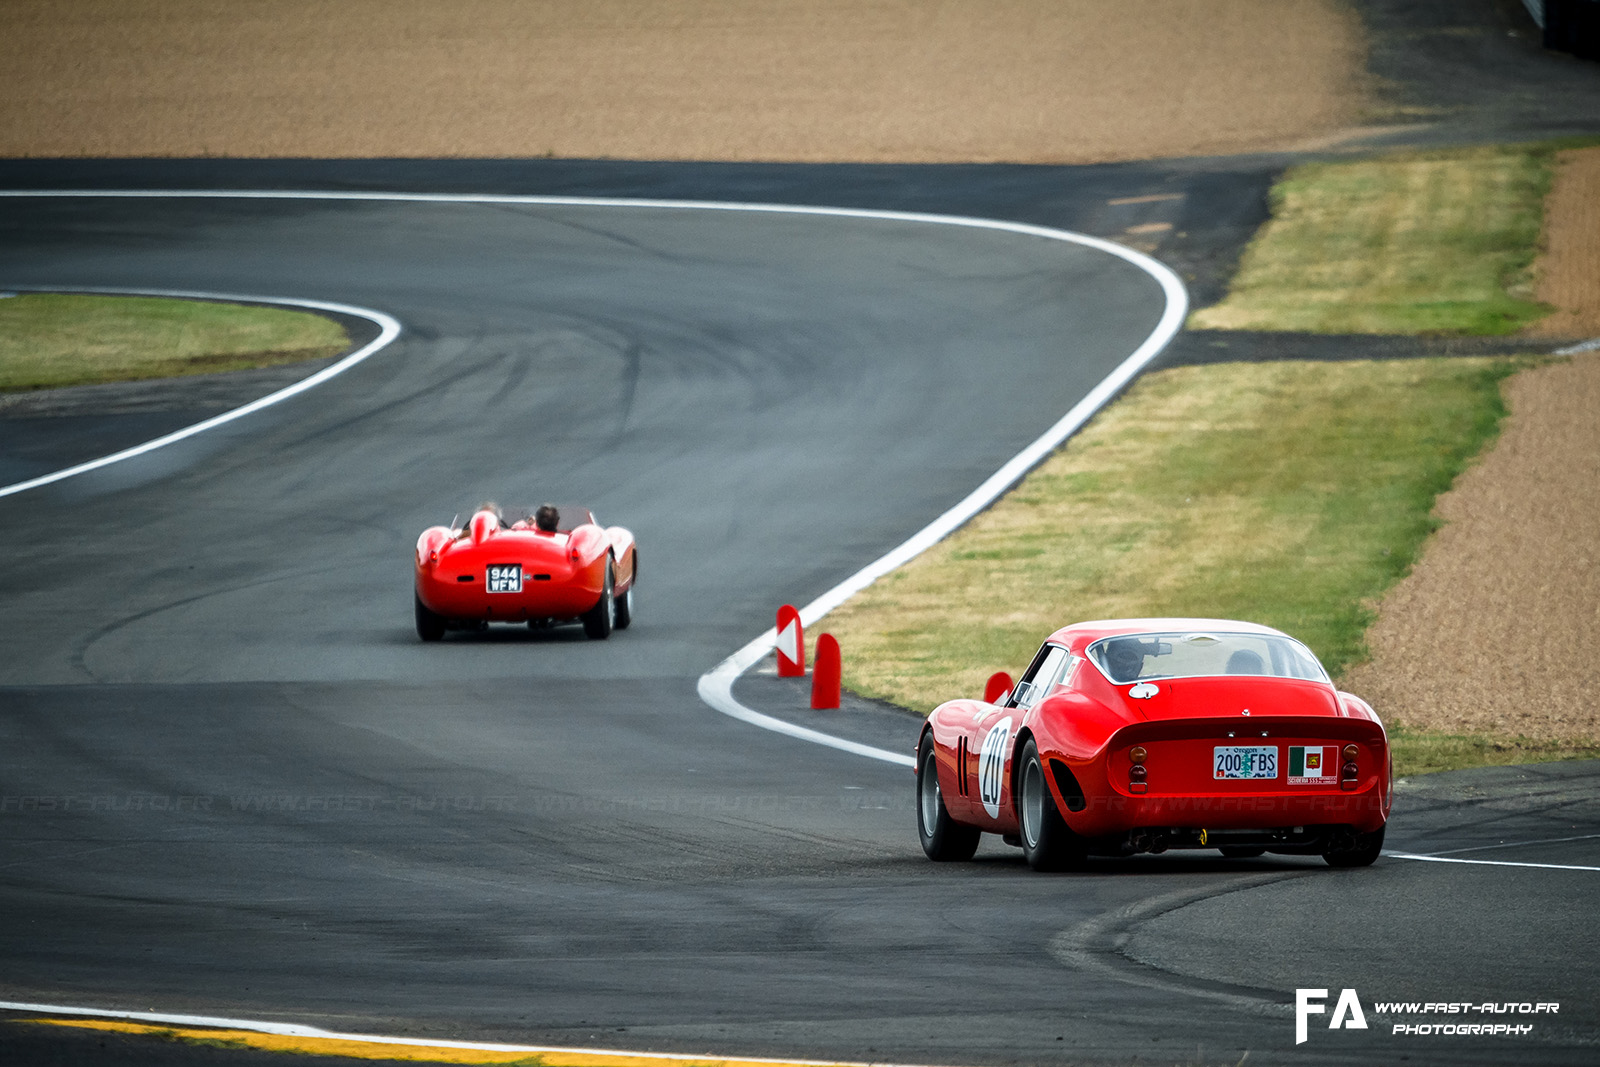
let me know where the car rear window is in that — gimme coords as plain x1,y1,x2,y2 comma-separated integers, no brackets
1087,631,1329,684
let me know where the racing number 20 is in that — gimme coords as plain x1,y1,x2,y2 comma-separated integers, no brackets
976,718,1013,818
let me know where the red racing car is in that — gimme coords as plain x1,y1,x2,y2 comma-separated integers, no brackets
916,619,1391,870
414,504,636,641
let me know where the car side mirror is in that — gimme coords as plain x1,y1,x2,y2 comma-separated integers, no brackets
984,671,1014,704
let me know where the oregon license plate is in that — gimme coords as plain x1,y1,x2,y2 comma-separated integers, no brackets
486,564,522,593
1214,745,1278,780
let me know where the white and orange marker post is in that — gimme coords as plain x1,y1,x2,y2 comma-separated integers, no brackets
775,604,805,677
811,634,841,709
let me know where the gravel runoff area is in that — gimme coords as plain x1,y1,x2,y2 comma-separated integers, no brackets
1344,147,1600,745
2,0,1597,746
0,0,1364,162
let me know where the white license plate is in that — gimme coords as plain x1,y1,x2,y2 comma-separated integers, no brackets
1214,745,1278,780
486,564,522,593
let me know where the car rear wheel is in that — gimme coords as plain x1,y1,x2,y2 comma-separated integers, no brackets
582,561,614,640
1323,824,1385,868
1018,739,1087,872
414,593,446,642
613,559,634,631
917,734,980,861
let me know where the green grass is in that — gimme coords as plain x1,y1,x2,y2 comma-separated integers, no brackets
1391,727,1600,778
823,357,1527,728
0,292,349,392
1189,144,1556,335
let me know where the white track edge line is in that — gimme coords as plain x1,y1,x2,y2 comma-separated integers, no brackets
1553,336,1600,355
1382,857,1600,870
0,1000,931,1065
0,285,402,499
1382,850,1600,872
0,190,1183,767
698,219,1188,767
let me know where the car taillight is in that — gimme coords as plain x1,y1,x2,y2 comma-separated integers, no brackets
1129,746,1148,794
1340,744,1360,790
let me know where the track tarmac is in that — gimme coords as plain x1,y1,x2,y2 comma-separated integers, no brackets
0,168,1596,1066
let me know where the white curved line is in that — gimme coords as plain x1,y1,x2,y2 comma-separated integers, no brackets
0,286,402,499
1553,336,1600,355
1383,850,1600,873
696,221,1188,767
0,189,1184,763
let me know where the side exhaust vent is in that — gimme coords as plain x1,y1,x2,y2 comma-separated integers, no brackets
1049,759,1087,812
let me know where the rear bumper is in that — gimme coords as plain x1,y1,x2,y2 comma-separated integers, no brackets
416,577,601,621
1050,717,1392,837
1090,822,1378,857
1064,787,1389,837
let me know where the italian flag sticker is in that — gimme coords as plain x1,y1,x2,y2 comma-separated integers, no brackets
1289,745,1334,784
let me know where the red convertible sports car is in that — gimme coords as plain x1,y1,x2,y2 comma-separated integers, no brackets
916,619,1391,871
414,504,636,641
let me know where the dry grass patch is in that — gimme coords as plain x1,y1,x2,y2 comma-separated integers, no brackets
1390,728,1599,777
823,357,1523,715
0,293,348,393
1190,146,1555,335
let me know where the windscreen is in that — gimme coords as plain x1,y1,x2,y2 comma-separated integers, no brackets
456,505,595,532
1087,631,1329,685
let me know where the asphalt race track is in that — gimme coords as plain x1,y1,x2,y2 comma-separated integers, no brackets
1,165,1597,1067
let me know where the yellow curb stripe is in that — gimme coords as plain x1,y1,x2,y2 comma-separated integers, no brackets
20,1018,889,1067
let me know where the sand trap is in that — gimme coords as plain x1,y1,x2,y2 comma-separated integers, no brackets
1528,146,1600,340
1341,352,1600,744
0,0,1364,162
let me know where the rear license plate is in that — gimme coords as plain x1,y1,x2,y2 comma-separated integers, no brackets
486,564,522,593
1214,746,1278,780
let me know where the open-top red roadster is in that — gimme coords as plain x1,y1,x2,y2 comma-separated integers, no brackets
916,619,1391,870
414,505,636,641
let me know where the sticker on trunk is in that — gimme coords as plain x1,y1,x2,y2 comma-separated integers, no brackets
1288,745,1336,784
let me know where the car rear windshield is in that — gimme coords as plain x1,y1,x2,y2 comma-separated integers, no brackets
1087,632,1329,685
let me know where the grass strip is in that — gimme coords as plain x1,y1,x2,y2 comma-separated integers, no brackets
0,292,349,392
1390,727,1600,778
1188,144,1556,335
822,357,1529,774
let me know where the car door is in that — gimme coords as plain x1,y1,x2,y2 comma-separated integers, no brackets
964,643,1071,831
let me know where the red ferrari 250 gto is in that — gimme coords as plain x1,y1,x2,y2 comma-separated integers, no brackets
414,504,636,641
916,619,1391,870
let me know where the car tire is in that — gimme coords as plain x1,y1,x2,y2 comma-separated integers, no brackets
917,734,980,862
582,561,614,640
414,593,446,642
1017,739,1087,872
1323,824,1385,868
613,558,634,631
1219,846,1266,858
